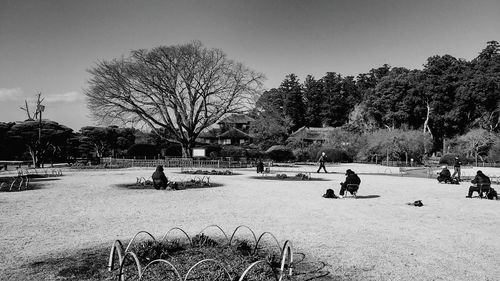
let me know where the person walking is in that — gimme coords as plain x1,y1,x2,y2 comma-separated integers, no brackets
452,156,462,181
317,152,328,173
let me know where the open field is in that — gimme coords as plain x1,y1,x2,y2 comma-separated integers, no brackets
1,164,500,280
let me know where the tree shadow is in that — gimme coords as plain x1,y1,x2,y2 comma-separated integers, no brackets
249,176,329,181
29,178,61,182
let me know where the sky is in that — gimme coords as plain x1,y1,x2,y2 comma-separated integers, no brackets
1,0,499,131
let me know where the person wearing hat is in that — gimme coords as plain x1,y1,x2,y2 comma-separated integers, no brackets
437,165,452,183
466,170,491,198
339,169,361,198
452,156,462,181
317,152,328,173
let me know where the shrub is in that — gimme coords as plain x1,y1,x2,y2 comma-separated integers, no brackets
488,141,500,163
439,154,470,165
203,144,222,159
133,240,171,263
163,143,182,157
220,145,247,159
266,145,295,162
192,233,218,247
127,143,159,159
357,129,432,162
318,148,352,163
293,149,310,162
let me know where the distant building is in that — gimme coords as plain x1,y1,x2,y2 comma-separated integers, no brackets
287,126,337,144
197,114,254,145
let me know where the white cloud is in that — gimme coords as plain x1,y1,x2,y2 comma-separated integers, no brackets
0,89,84,104
0,88,23,101
44,91,84,103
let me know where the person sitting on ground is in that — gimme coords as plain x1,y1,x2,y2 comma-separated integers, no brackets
466,170,491,198
339,169,361,198
437,166,452,183
152,165,169,190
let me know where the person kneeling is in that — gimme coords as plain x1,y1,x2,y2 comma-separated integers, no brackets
152,165,169,190
437,166,452,183
466,170,490,198
339,169,361,198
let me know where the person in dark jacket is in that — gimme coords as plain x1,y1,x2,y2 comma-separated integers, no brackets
317,152,328,173
437,166,452,183
339,169,361,197
452,156,462,181
256,159,264,173
152,165,168,190
466,170,491,198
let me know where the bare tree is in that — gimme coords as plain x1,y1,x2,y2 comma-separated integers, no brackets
85,41,264,157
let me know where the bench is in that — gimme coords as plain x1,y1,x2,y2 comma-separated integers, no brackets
399,167,408,176
0,161,25,171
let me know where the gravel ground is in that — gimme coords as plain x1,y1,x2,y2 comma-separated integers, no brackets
1,164,500,280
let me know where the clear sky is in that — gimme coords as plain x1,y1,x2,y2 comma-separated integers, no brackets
1,0,499,131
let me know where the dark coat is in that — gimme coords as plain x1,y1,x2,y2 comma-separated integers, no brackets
152,166,168,189
345,173,361,185
319,155,327,164
471,172,490,186
439,168,451,178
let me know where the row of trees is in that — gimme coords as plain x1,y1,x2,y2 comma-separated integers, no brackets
2,118,498,166
250,41,500,153
3,41,499,165
0,121,150,167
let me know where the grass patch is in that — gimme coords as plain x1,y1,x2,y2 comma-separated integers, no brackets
115,181,223,190
180,169,237,176
24,236,334,280
250,175,329,181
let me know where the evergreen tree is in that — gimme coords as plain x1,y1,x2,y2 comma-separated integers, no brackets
280,74,305,131
303,75,323,127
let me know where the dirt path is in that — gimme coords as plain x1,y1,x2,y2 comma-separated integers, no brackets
1,165,499,280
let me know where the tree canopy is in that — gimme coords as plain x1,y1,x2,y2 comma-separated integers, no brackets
85,41,264,157
253,41,500,152
7,120,74,167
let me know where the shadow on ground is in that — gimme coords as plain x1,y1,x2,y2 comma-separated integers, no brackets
114,182,224,190
249,176,329,181
349,195,380,199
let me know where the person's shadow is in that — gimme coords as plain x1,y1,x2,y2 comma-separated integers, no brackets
352,195,380,199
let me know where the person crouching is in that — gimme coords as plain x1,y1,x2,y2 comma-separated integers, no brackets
437,166,452,183
152,165,169,190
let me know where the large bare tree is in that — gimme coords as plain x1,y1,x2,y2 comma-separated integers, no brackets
85,41,264,157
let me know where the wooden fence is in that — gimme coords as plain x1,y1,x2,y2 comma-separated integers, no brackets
101,157,252,169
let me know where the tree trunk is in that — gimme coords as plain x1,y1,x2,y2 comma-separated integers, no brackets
475,147,478,166
28,146,36,168
181,141,194,158
423,102,432,136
